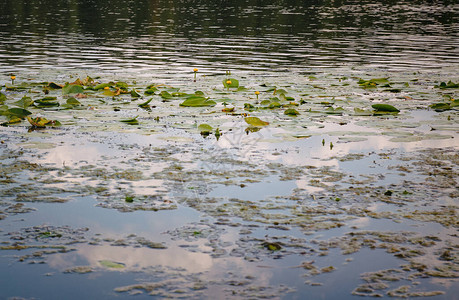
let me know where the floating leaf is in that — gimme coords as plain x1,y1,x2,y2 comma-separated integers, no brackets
47,82,63,89
69,78,84,86
62,84,84,94
99,260,125,269
66,97,82,106
284,108,300,116
180,96,216,107
323,107,345,115
160,91,173,99
130,89,141,98
13,96,34,109
1,116,22,126
103,88,120,96
429,103,451,111
274,88,288,95
260,100,271,106
245,116,269,127
198,124,213,135
269,102,281,109
138,98,153,108
262,242,282,251
115,82,128,89
372,104,400,112
27,116,61,128
434,81,459,89
244,103,256,111
222,107,234,113
94,83,111,90
34,97,60,107
120,116,139,125
222,78,239,88
358,77,390,88
171,92,188,97
41,96,57,101
144,87,158,95
5,107,32,118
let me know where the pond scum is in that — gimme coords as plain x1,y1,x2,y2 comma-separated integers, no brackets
0,70,457,298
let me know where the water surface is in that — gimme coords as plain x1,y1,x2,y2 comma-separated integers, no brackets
0,1,458,299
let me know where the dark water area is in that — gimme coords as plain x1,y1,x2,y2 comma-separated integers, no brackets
1,0,458,75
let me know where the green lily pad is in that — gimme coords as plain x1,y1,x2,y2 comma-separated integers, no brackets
284,108,300,116
269,102,282,109
244,103,256,111
434,81,459,89
5,107,32,118
99,260,125,269
198,123,213,134
260,100,271,106
262,242,282,251
372,104,400,112
160,91,173,99
429,103,451,111
171,92,189,97
66,97,82,106
1,116,22,126
62,84,84,95
13,96,34,109
138,98,153,108
223,78,239,88
120,116,139,125
94,83,111,90
324,107,345,115
144,87,158,95
180,96,216,107
358,77,390,88
47,82,63,89
34,97,60,107
245,116,269,127
130,89,141,98
115,82,128,89
103,89,119,96
274,88,288,95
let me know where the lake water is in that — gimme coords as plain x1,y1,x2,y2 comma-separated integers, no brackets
1,1,458,299
1,0,458,76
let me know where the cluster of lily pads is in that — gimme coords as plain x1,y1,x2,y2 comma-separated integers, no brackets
1,72,457,136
